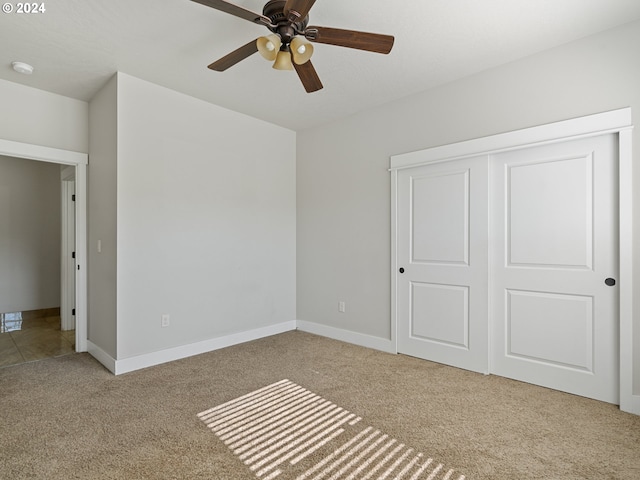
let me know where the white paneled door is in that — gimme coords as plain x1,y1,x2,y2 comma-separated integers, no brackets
396,156,489,374
396,134,619,403
491,134,619,404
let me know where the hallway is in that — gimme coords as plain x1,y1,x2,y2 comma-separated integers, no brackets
0,309,75,368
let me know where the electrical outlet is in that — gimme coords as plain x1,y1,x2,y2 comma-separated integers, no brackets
161,314,170,328
338,301,346,313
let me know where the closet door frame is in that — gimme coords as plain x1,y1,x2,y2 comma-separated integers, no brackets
390,108,636,415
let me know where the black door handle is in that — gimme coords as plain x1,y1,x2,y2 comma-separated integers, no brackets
605,278,616,286
399,268,405,274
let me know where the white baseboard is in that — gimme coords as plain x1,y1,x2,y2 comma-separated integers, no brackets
86,320,395,375
87,340,117,373
112,321,297,375
296,320,396,354
621,394,640,416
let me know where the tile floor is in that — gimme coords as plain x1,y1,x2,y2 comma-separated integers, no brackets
0,310,75,368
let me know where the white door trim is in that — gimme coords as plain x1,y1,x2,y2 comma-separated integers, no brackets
390,108,632,170
390,108,637,415
0,138,88,352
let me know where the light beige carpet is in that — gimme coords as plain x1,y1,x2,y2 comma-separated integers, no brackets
198,379,465,480
1,330,639,479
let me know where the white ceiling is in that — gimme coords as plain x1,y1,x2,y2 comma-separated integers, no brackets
2,0,640,131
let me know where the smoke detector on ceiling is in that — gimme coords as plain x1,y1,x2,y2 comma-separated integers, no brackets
12,62,34,75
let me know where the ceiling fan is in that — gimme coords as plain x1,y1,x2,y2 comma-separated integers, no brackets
191,0,395,93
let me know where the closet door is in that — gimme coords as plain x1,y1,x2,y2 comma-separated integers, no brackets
491,134,619,404
396,156,489,373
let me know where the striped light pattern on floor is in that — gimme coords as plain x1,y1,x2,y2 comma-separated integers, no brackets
198,379,466,480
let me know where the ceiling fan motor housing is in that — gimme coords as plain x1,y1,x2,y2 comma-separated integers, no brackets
263,0,309,43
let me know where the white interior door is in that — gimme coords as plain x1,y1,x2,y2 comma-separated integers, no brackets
396,156,489,373
61,170,76,332
491,134,619,404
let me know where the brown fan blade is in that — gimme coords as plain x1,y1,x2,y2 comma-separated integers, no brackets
283,0,317,22
293,60,323,93
191,0,271,26
305,26,394,54
208,39,259,71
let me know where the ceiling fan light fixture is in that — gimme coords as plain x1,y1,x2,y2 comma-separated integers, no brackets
290,36,313,65
257,34,282,61
272,48,294,71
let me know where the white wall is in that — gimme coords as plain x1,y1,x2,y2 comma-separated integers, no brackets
0,79,88,153
0,77,88,316
88,75,118,358
0,155,61,313
1,72,296,367
297,21,640,379
115,73,296,360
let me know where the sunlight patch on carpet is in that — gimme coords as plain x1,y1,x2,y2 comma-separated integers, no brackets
198,379,466,480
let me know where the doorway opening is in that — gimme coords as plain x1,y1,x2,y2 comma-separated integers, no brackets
0,138,88,366
0,156,78,367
